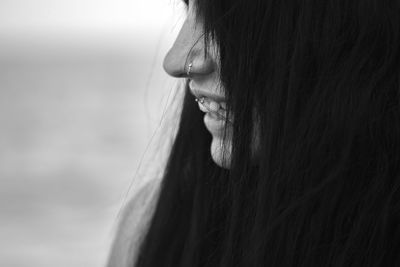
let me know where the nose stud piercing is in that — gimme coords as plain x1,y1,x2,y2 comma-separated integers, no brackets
187,62,193,76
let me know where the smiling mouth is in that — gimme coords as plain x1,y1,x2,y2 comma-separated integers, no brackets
188,79,226,102
195,97,233,123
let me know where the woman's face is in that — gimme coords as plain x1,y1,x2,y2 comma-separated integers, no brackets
163,1,233,169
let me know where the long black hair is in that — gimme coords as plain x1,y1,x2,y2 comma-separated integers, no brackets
135,0,400,266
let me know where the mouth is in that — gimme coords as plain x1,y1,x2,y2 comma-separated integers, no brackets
188,79,226,103
188,79,232,122
195,97,233,124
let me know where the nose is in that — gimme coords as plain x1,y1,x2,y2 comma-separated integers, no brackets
163,16,215,78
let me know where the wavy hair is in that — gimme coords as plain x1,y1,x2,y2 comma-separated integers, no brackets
135,0,400,266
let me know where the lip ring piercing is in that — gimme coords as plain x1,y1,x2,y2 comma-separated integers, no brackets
187,62,193,76
195,97,233,123
194,97,205,104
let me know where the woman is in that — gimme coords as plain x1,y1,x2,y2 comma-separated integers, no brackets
108,0,400,266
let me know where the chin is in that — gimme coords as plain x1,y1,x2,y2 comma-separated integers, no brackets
209,127,260,169
210,136,232,169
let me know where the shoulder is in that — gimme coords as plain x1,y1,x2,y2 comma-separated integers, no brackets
106,178,162,267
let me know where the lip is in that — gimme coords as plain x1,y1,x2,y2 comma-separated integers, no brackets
203,112,227,135
188,80,226,103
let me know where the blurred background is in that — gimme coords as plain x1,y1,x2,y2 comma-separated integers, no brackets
0,0,186,266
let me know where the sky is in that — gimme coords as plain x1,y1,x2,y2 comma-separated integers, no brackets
0,0,182,33
0,1,186,266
